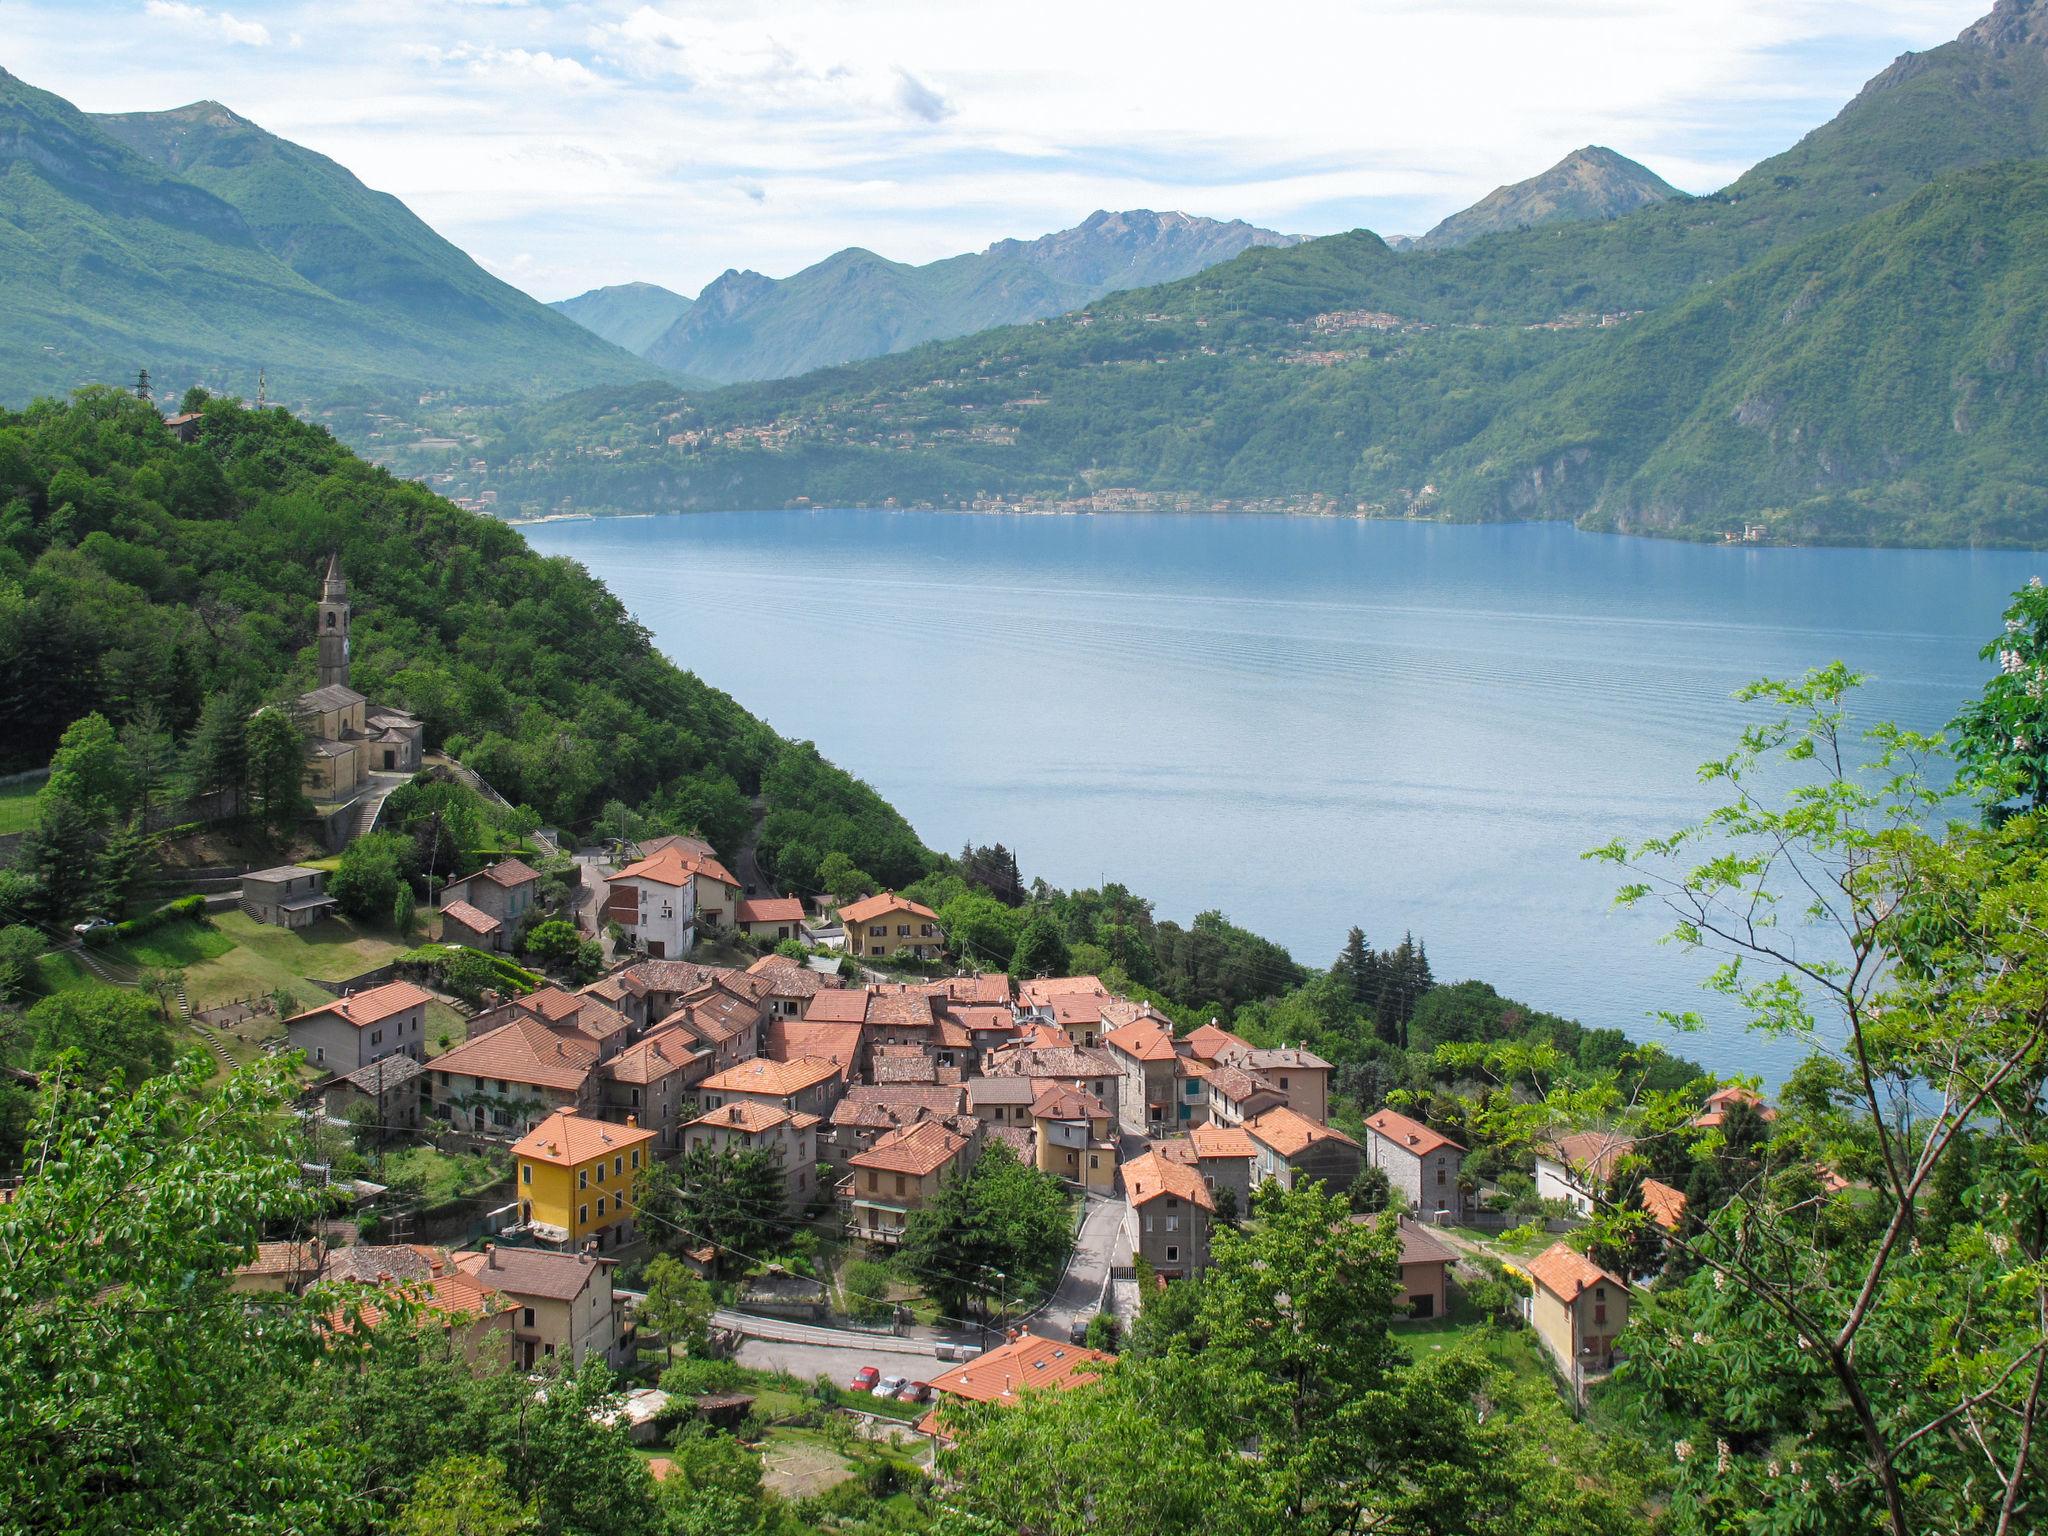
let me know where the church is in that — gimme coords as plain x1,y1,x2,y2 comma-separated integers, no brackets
292,554,424,847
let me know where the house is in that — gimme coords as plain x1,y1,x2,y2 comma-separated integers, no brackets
1534,1130,1636,1217
838,892,944,961
747,955,838,1019
1693,1085,1777,1130
967,1075,1037,1130
1187,1119,1259,1207
451,1242,628,1371
1245,1106,1363,1193
601,1032,708,1153
1526,1242,1630,1375
440,899,506,952
762,1016,863,1080
981,1044,1122,1125
844,1120,972,1244
604,845,704,959
736,896,807,943
1362,1108,1464,1222
1391,1217,1456,1319
1204,1062,1286,1127
239,865,336,929
1046,991,1108,1049
333,1264,520,1368
917,1333,1113,1443
823,1084,965,1168
441,859,543,938
1029,1082,1117,1191
427,1016,598,1135
467,986,630,1062
652,985,764,1072
682,1101,821,1214
1640,1178,1688,1234
1122,1149,1213,1279
231,1238,327,1294
697,1055,846,1120
1240,1046,1331,1125
318,1053,424,1136
512,1108,658,1253
1101,1017,1180,1137
285,980,435,1074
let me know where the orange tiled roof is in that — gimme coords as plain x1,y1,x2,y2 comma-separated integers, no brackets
866,993,940,1030
1030,1081,1110,1123
1102,1018,1178,1062
1363,1108,1464,1159
608,844,737,890
511,1108,655,1167
849,1119,969,1177
803,989,871,1025
290,979,436,1031
1122,1149,1213,1210
440,899,502,935
1247,1105,1359,1159
433,1016,597,1093
932,1334,1112,1405
603,1033,704,1086
1527,1241,1628,1302
838,891,940,926
1181,1022,1252,1061
514,986,586,1023
473,858,540,889
686,1100,803,1135
763,1018,862,1073
1641,1178,1688,1232
1049,993,1106,1027
1693,1085,1778,1129
1189,1121,1258,1160
738,896,805,924
1017,976,1108,1006
699,1055,840,1099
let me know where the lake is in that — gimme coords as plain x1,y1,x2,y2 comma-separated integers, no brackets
524,511,2040,1085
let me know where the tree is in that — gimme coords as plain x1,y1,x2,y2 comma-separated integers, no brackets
182,692,250,818
392,883,417,937
442,948,497,1006
1347,1163,1392,1215
899,1141,1071,1318
640,1144,790,1264
91,818,153,918
841,1258,896,1325
637,1255,714,1355
24,988,175,1088
655,1430,771,1536
330,832,410,922
177,385,209,414
17,791,95,923
395,1456,535,1536
247,706,307,837
45,713,132,826
1007,906,1071,980
138,966,184,1028
819,850,875,901
501,1359,664,1536
0,925,43,1001
521,919,582,971
117,703,175,825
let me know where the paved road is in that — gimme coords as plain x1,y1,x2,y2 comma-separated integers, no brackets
1026,1192,1128,1341
715,1309,958,1387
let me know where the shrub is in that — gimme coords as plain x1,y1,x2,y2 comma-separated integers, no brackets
660,1357,748,1397
841,1259,895,1325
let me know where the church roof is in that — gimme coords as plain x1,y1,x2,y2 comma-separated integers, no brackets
298,683,365,712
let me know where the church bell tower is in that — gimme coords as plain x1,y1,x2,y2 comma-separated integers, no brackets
316,552,351,690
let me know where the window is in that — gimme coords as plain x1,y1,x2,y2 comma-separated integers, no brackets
614,1156,623,1176
579,1169,588,1189
630,1089,640,1107
314,1047,325,1064
522,1307,535,1328
1089,1155,1099,1170
1594,1302,1607,1325
578,1203,589,1225
370,1029,383,1046
1144,1215,1154,1233
1166,1246,1178,1263
897,924,911,937
920,924,933,937
1279,1076,1289,1089
1167,1214,1179,1232
597,1196,607,1216
595,1163,605,1184
894,1175,906,1196
867,1170,879,1192
1437,1168,1447,1185
522,1165,532,1185
631,1149,641,1170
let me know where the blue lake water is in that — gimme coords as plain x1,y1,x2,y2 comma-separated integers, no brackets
524,511,2041,1085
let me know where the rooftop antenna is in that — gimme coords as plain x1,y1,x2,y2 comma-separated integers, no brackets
257,369,267,410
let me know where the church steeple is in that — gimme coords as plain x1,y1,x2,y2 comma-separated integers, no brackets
316,552,351,690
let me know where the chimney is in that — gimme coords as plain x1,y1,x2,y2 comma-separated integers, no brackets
376,1270,393,1283
484,1241,498,1269
429,1256,444,1277
626,1114,638,1127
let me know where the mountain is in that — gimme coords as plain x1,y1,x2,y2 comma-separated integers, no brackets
1412,146,1682,250
641,210,1301,384
0,72,655,409
552,281,695,354
448,0,2048,546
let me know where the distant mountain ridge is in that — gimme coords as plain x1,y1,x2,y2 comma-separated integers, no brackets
551,282,694,354
634,209,1301,383
1412,146,1682,250
0,70,654,408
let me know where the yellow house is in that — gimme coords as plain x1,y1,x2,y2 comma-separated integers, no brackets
838,892,945,961
512,1108,658,1254
1527,1241,1630,1379
1029,1082,1118,1191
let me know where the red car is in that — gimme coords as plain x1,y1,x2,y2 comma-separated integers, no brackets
896,1381,931,1404
848,1365,880,1392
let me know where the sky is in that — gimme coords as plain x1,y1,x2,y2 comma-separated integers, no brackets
0,0,1999,302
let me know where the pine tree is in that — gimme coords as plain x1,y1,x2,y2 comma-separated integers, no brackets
184,694,250,818
93,819,153,918
19,794,96,924
1335,926,1373,1003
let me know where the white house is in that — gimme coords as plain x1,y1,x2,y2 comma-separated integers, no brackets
603,845,701,959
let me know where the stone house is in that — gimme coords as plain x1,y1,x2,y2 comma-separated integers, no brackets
451,1243,628,1372
1362,1108,1465,1222
1102,1017,1180,1138
1187,1119,1259,1207
1204,1062,1286,1126
682,1101,821,1214
318,1053,424,1136
1122,1149,1213,1280
285,980,434,1075
697,1055,846,1121
1244,1106,1363,1193
240,865,336,929
981,1044,1122,1127
600,1032,709,1154
426,1016,599,1135
822,1085,965,1170
440,899,506,952
440,859,542,936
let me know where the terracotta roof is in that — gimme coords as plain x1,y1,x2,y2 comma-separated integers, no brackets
1693,1086,1777,1129
439,899,502,935
451,1244,607,1302
1123,1149,1213,1210
515,986,586,1023
986,1124,1036,1161
1049,993,1107,1028
1181,1022,1251,1060
838,891,940,927
608,844,737,890
412,1267,521,1322
1205,1064,1278,1105
511,1108,655,1166
1102,1019,1178,1062
866,993,940,1030
1150,1136,1197,1166
1394,1217,1457,1268
1016,976,1108,1006
949,1005,1017,1034
1541,1130,1636,1185
580,973,633,1004
803,989,871,1025
687,1101,803,1136
763,1018,861,1074
833,1084,964,1129
937,973,1012,1006
700,1055,840,1099
236,1238,326,1281
1363,1108,1464,1159
1030,1081,1110,1122
435,1016,597,1093
667,988,759,1047
932,1334,1111,1405
1097,996,1167,1030
620,959,728,998
637,833,717,861
1246,1106,1359,1159
738,896,805,924
967,1076,1035,1108
475,858,540,889
985,1045,1118,1081
289,980,436,1031
850,1120,969,1177
1526,1241,1628,1303
1189,1121,1258,1160
874,1051,941,1085
747,958,833,997
603,1033,704,1086
1640,1178,1689,1233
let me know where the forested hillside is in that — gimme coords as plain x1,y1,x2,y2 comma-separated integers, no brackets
0,389,930,882
445,0,2048,545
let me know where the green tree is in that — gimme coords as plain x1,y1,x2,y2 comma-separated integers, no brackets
91,817,152,917
395,1455,535,1536
43,711,131,826
1347,1163,1392,1215
841,1258,896,1325
819,850,875,902
638,1255,714,1355
182,691,250,818
521,918,583,971
0,925,43,1001
24,988,175,1088
247,706,307,837
138,965,184,1029
117,702,175,825
899,1140,1071,1319
17,791,95,923
655,1430,770,1536
392,882,418,937
640,1145,790,1264
330,831,409,922
1007,906,1072,981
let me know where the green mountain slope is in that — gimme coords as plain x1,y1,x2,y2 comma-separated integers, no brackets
644,209,1300,383
0,73,654,409
1412,146,1682,250
551,281,695,355
1439,162,2048,544
448,0,2048,546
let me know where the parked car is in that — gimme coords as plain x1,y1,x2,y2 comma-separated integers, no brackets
872,1374,907,1399
896,1381,931,1404
1069,1316,1093,1345
847,1365,879,1392
71,916,112,936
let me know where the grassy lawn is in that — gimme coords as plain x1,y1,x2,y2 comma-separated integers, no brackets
378,1143,509,1205
0,778,43,835
1447,1223,1553,1261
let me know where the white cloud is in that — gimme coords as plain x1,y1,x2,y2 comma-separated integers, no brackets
142,0,271,46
